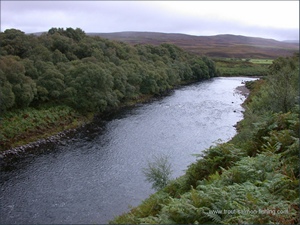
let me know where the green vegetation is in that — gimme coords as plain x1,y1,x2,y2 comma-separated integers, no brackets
248,58,273,64
110,54,299,224
0,27,219,151
0,105,90,150
143,154,173,191
214,57,270,76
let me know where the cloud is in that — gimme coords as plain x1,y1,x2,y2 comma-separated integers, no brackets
1,1,299,41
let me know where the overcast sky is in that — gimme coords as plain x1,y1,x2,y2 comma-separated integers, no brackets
1,1,299,41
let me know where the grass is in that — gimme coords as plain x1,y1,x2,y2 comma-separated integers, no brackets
213,57,269,76
247,59,273,65
0,105,92,151
0,92,170,153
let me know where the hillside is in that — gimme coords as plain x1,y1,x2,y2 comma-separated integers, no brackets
89,32,299,59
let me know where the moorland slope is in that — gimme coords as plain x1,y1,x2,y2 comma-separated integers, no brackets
90,32,299,58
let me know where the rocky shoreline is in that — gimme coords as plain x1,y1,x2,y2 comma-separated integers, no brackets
0,128,79,159
235,85,250,97
0,85,177,160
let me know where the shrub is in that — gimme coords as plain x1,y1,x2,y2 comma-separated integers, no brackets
143,154,173,191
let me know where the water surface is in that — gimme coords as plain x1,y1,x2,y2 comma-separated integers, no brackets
0,77,256,224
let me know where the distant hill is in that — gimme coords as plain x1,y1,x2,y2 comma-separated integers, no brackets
88,32,299,59
282,40,299,44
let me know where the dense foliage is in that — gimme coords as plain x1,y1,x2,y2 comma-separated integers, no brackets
110,54,299,224
0,28,218,114
0,27,219,151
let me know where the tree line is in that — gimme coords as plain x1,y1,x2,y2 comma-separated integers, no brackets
0,27,219,114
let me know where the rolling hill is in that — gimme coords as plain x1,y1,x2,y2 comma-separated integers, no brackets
88,32,299,59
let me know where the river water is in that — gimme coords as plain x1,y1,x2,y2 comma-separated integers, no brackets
0,77,256,224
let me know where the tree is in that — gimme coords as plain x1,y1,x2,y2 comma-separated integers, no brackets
121,60,142,98
143,154,173,191
190,58,209,80
250,55,299,113
52,49,68,64
37,68,65,100
0,70,15,112
48,32,77,60
28,44,52,62
0,29,32,58
22,59,39,79
48,27,86,42
66,62,115,112
266,65,299,112
65,27,86,42
202,56,217,78
111,66,128,100
0,56,36,108
140,71,159,94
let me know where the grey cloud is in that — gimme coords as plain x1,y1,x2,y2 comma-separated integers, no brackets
1,1,298,41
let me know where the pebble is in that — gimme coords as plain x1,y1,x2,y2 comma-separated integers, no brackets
0,129,75,159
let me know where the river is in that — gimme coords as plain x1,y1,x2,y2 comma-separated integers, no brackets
0,77,256,224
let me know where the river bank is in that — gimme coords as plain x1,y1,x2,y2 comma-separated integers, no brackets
0,77,252,159
0,80,194,159
235,85,250,97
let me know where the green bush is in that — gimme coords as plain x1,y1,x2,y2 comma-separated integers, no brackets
184,142,246,189
143,154,173,191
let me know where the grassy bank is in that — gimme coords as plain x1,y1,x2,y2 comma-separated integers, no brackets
0,77,202,154
214,57,270,76
0,105,93,152
0,96,146,154
0,95,152,153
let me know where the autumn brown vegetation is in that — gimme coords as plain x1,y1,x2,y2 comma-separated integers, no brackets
92,32,299,59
